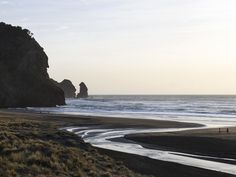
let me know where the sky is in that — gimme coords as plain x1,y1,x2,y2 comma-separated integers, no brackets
1,0,236,95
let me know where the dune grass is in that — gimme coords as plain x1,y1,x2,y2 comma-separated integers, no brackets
0,118,150,177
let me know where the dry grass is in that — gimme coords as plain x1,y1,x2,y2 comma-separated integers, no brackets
0,119,150,177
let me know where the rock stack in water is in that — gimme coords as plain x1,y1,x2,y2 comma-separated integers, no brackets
0,22,65,108
53,79,76,98
77,82,88,98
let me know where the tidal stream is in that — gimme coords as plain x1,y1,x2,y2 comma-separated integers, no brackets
63,118,236,175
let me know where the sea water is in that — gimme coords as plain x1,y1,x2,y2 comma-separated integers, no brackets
28,95,236,126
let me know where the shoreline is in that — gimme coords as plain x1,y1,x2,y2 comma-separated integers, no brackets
0,110,235,177
0,109,203,129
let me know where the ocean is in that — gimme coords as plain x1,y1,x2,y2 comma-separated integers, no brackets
27,95,236,126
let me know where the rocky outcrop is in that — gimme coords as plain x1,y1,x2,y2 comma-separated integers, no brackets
77,82,88,98
53,79,76,98
0,22,65,108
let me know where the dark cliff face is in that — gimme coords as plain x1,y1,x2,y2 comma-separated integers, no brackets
0,22,65,108
77,82,88,98
53,79,76,98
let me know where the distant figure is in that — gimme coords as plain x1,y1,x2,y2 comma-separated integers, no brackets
219,128,230,134
77,82,88,98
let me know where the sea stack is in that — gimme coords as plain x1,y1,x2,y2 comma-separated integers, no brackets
53,79,76,98
77,82,88,98
0,22,65,108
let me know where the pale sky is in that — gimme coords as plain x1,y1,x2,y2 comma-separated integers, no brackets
1,0,236,94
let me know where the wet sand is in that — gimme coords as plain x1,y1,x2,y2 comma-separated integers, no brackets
98,148,234,177
0,110,202,129
0,110,235,177
126,127,236,164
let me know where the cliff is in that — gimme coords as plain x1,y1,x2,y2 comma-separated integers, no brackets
0,22,65,108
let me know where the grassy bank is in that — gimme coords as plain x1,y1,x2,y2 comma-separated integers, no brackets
0,112,150,177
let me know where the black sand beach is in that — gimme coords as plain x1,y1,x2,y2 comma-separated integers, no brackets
0,110,235,177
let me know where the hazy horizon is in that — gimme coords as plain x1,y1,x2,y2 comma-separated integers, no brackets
1,0,236,95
